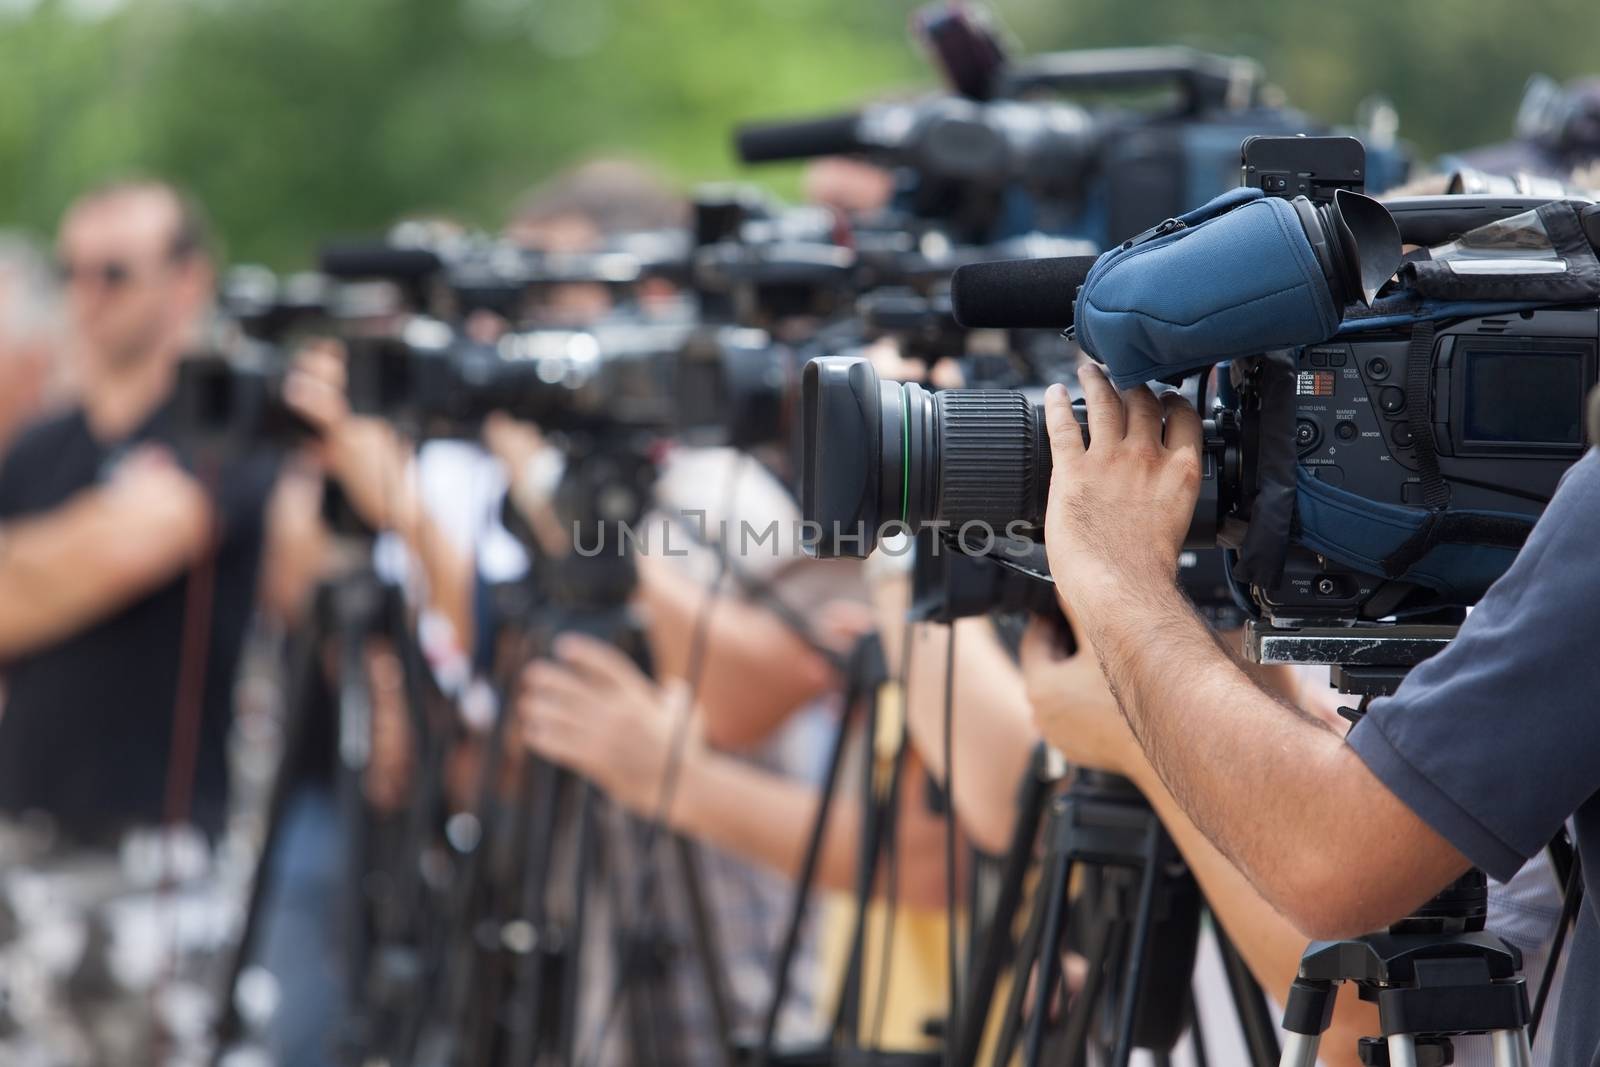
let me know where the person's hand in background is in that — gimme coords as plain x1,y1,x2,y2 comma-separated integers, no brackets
1017,611,1134,776
482,411,569,554
282,340,419,535
519,633,696,815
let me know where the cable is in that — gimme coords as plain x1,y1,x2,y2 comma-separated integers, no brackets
942,622,960,1067
577,455,744,1067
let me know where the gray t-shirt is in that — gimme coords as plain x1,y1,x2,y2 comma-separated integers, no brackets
1347,447,1600,1066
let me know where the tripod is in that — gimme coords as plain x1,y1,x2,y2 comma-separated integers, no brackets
212,492,456,1067
1248,623,1535,1067
979,768,1280,1067
418,444,737,1067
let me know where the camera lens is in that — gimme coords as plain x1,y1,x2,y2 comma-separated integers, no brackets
801,356,1049,558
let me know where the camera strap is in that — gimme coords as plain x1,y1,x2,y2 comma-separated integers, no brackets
1404,321,1450,512
1229,353,1297,589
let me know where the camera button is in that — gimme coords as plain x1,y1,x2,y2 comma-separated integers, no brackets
1378,387,1406,414
1310,351,1328,368
1391,424,1414,448
1368,357,1391,380
1295,419,1321,451
1335,420,1358,441
1329,351,1348,367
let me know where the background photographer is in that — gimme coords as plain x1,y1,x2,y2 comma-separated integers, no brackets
0,179,280,840
1035,361,1600,1062
0,179,300,1063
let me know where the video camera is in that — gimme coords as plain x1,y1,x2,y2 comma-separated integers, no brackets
735,46,1407,248
319,224,690,323
801,136,1600,627
343,313,791,451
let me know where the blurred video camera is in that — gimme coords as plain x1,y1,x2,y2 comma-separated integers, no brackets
343,313,790,451
802,135,1600,627
735,44,1408,247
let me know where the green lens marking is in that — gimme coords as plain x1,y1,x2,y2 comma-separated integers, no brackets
901,388,910,525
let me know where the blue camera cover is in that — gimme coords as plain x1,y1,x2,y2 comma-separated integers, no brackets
1073,187,1342,387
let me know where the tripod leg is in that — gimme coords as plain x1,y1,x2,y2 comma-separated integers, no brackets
1054,883,1128,1067
1212,916,1281,1067
989,852,1055,1067
335,630,375,1059
1279,1031,1322,1067
209,625,322,1063
1278,976,1336,1067
675,837,737,1067
833,696,897,1046
1388,1033,1420,1067
1490,1028,1534,1067
1188,988,1210,1067
1106,823,1164,1067
755,672,863,1061
954,754,1056,1067
561,785,598,1067
503,762,565,1066
1022,851,1075,1067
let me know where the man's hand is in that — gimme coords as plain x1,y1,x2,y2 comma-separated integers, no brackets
1017,615,1135,776
283,342,418,534
519,634,696,816
103,446,213,549
1041,364,1203,611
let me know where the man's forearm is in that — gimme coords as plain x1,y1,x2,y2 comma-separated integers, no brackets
404,509,476,652
637,554,833,750
0,491,205,657
1078,576,1459,936
668,747,950,909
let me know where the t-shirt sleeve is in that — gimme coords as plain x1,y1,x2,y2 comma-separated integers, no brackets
1346,449,1600,884
0,447,29,520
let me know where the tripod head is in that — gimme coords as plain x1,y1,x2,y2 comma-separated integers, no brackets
1253,621,1534,1067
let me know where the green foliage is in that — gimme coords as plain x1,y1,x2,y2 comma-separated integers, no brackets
0,0,1592,266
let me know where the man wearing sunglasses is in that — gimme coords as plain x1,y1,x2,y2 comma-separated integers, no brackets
0,180,278,848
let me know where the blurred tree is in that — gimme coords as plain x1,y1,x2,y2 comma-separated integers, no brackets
0,0,1594,266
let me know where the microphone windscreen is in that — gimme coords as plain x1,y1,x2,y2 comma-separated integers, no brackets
318,242,443,281
949,255,1099,330
734,112,866,164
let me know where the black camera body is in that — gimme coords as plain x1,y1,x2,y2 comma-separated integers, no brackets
801,188,1600,627
346,316,789,450
173,347,312,456
1239,308,1596,622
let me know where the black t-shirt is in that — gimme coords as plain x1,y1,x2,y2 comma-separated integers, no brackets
0,402,277,843
1348,448,1600,1066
